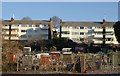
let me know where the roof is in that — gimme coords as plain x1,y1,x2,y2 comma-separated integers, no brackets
1,19,116,27
2,20,50,25
62,21,115,26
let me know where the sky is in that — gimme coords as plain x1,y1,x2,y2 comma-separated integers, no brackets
2,2,119,22
1,0,120,2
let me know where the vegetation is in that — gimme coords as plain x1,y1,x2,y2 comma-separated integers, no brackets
2,40,23,72
113,21,120,43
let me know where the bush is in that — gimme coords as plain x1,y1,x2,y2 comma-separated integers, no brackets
2,62,17,72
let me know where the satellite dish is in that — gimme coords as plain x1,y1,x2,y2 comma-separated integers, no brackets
51,16,60,28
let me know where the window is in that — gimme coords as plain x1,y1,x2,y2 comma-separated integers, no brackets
34,30,39,32
80,26,84,29
94,32,102,35
94,38,103,41
12,24,19,27
63,26,69,29
35,24,39,27
80,32,84,35
45,24,48,26
72,32,79,35
88,27,92,29
21,30,26,32
4,25,7,26
21,24,27,27
106,32,112,33
27,29,33,32
28,35,32,38
62,31,70,34
4,24,8,26
4,29,9,32
28,24,32,27
12,30,18,32
80,38,84,41
88,30,94,34
72,26,79,29
106,38,113,41
106,27,112,29
96,26,102,28
44,24,47,26
21,35,26,38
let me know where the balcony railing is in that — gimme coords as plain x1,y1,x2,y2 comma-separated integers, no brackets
105,35,113,38
106,41,112,44
94,34,103,38
3,36,19,40
94,29,103,32
93,40,103,44
106,29,114,32
41,26,48,29
3,31,18,34
41,31,48,34
61,34,69,37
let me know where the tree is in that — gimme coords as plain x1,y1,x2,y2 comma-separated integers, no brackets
113,21,120,43
51,16,60,28
25,39,48,52
2,40,23,71
53,30,58,39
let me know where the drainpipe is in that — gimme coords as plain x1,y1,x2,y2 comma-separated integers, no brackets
102,19,106,46
59,19,62,38
9,17,14,40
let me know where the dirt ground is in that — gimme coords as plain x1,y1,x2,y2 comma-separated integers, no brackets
2,70,119,74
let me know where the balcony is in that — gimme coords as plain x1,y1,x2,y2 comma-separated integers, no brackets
62,28,70,31
105,35,113,38
41,26,48,29
2,26,19,30
61,34,69,38
94,34,103,38
19,37,27,40
94,29,103,32
41,31,48,35
2,26,9,29
3,36,19,40
41,36,48,40
106,41,112,44
11,37,19,40
3,31,18,35
93,40,103,44
106,29,114,32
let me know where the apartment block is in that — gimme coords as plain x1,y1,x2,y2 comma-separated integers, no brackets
2,17,119,45
61,20,118,45
2,18,51,41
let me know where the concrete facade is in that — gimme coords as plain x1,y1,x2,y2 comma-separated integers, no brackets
1,18,119,45
2,19,50,40
61,20,118,45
